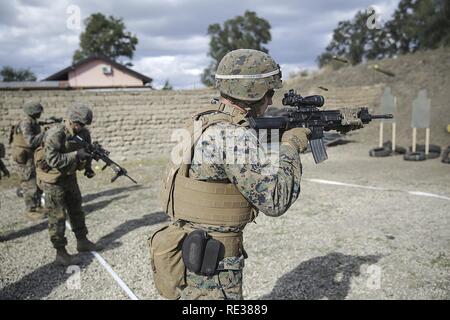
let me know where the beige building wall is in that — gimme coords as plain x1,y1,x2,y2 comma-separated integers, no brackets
0,86,387,169
0,88,216,168
68,59,144,87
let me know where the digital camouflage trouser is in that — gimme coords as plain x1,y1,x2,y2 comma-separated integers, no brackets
180,255,244,300
18,159,40,211
41,175,88,249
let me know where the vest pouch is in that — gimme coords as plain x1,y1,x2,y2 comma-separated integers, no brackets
34,145,61,184
181,230,208,273
182,230,224,276
12,148,29,164
200,238,223,276
148,224,188,300
160,165,179,219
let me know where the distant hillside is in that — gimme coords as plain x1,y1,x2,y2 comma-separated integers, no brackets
277,48,450,147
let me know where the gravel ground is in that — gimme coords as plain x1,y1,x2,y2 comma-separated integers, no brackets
0,138,449,300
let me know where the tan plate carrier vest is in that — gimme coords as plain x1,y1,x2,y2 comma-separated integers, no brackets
11,123,32,164
160,103,258,255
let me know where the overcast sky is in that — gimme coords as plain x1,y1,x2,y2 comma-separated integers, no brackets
0,0,400,89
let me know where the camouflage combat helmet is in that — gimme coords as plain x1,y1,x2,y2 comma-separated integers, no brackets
23,101,43,116
67,104,93,125
215,49,282,101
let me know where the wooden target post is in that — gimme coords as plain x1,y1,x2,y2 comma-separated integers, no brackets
411,89,431,155
379,87,396,150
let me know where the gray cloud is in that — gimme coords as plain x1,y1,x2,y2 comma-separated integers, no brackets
0,0,399,88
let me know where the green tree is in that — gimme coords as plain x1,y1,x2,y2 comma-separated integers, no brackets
317,0,450,68
420,0,450,47
316,11,391,67
73,13,138,65
201,11,272,86
162,79,173,90
423,0,450,47
0,66,37,81
385,0,426,54
387,0,450,52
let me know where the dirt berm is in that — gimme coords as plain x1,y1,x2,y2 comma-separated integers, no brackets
277,47,450,148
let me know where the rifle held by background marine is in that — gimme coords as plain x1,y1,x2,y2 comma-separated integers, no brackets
38,116,63,126
71,135,137,184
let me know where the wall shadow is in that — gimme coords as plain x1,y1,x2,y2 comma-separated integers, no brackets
0,211,168,300
96,211,168,250
82,185,144,203
82,195,129,214
0,184,144,242
260,252,381,300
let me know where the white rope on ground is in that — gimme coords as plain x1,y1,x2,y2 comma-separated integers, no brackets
407,191,450,201
305,178,450,201
65,221,139,300
90,251,139,300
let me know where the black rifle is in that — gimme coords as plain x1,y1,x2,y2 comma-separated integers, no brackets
71,135,137,184
250,89,393,163
38,116,63,126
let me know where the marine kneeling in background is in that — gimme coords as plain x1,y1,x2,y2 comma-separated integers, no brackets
151,49,310,300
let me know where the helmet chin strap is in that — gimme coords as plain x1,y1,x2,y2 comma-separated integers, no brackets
219,96,270,118
219,97,249,114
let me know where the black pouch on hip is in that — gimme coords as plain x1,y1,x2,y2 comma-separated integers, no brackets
182,230,208,274
200,238,222,276
182,230,223,276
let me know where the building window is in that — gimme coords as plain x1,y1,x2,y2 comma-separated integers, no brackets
102,65,113,75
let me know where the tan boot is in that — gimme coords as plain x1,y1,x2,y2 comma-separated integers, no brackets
25,210,46,221
77,237,103,252
55,248,81,266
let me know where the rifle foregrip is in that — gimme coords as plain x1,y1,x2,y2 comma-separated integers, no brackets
111,172,120,183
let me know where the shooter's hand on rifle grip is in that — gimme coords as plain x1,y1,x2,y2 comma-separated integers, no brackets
84,167,95,179
281,128,311,153
76,148,92,162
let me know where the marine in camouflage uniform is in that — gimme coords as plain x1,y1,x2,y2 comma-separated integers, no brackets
11,102,45,219
0,159,9,179
36,104,100,266
0,143,10,179
159,49,310,300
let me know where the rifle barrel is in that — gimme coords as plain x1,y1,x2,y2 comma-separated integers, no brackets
126,174,138,184
371,114,393,119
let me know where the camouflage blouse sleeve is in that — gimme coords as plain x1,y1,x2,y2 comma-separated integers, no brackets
198,122,303,217
19,120,43,149
44,127,77,169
